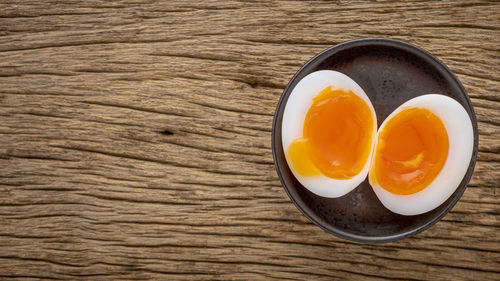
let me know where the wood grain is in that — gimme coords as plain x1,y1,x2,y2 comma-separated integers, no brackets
0,0,499,280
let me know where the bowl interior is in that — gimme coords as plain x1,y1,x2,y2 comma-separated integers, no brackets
272,38,478,243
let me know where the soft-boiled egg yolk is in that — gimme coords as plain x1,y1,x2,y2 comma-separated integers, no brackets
371,107,449,195
288,86,375,179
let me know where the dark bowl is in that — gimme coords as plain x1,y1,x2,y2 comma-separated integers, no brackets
271,38,478,243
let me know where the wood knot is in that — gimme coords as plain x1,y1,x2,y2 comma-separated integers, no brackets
160,129,174,136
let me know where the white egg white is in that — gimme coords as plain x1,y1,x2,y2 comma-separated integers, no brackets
281,70,377,198
369,94,474,216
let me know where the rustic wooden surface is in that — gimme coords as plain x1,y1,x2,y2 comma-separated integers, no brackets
0,1,499,280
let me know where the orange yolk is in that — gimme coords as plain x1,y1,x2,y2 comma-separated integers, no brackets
288,86,374,179
370,107,449,195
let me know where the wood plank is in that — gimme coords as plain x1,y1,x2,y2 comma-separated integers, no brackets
0,0,499,280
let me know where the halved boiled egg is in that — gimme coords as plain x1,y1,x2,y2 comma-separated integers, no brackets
369,94,474,215
281,70,377,198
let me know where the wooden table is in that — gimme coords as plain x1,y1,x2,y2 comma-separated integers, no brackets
1,1,499,280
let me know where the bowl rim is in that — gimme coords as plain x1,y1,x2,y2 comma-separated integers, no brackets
271,37,479,243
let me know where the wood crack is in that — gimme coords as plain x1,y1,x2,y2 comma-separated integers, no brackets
80,101,197,118
189,100,274,117
51,144,203,169
0,38,186,53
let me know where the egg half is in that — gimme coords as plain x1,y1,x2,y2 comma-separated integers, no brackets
281,70,377,198
369,94,474,215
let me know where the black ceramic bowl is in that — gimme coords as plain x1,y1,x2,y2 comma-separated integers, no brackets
272,38,478,243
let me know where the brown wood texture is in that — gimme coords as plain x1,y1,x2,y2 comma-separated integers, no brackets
0,1,499,280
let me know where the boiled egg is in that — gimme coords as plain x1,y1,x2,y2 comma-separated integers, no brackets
281,70,377,198
369,94,474,215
